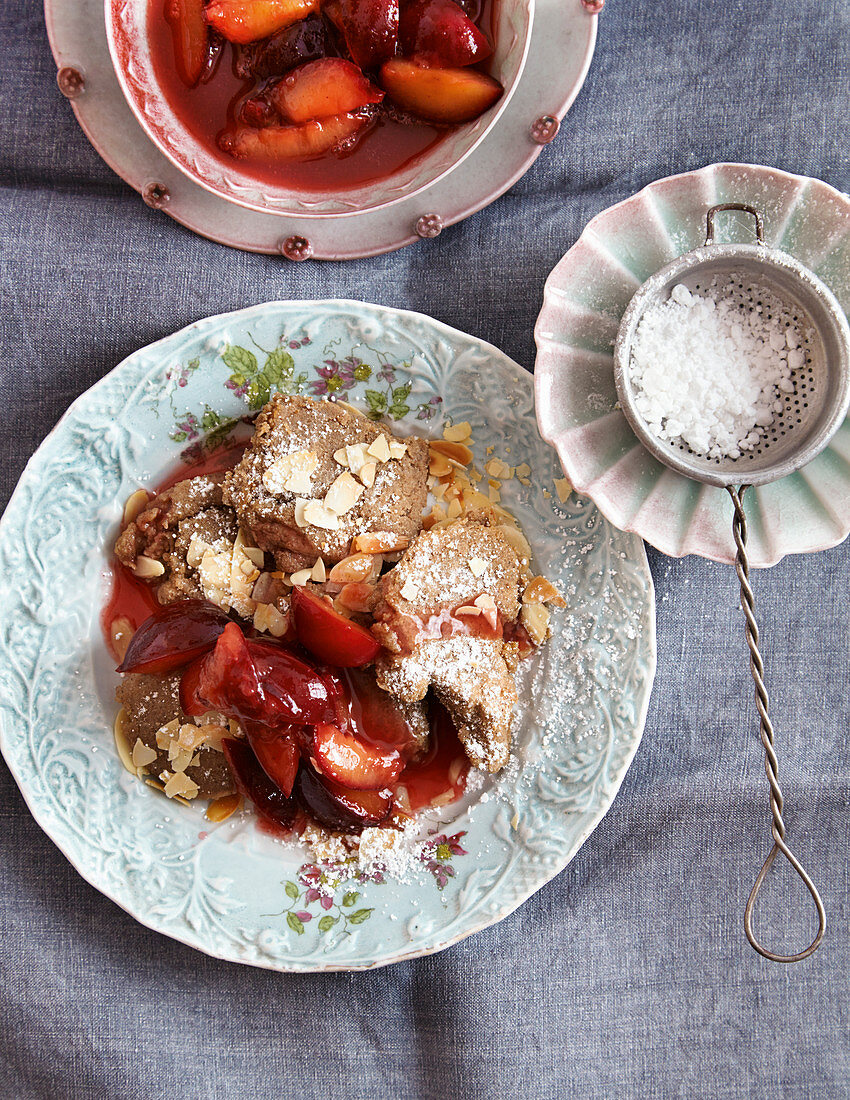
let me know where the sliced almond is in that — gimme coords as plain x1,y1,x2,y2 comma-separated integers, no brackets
465,490,492,510
206,793,242,823
164,771,200,800
358,461,377,488
399,578,420,601
131,739,158,765
430,440,473,465
523,576,566,607
324,471,364,516
469,467,482,483
468,557,488,578
554,477,572,503
455,604,482,617
243,545,265,568
443,422,472,443
254,602,289,637
351,532,409,554
122,488,151,526
155,718,180,751
303,499,340,530
497,524,532,563
367,434,391,463
333,447,350,467
329,553,376,584
428,451,452,478
474,593,497,610
262,449,318,496
521,600,550,645
133,555,165,579
446,498,463,520
311,557,327,582
294,499,310,528
344,442,371,474
113,709,136,775
335,582,378,613
388,440,407,460
289,568,312,586
186,534,212,569
516,462,531,478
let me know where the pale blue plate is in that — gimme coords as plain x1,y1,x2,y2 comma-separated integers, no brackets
0,301,655,971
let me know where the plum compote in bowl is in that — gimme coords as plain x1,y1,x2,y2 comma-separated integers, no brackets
105,0,534,217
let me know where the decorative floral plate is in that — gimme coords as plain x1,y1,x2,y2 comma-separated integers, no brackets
0,301,655,971
535,163,850,566
44,0,596,257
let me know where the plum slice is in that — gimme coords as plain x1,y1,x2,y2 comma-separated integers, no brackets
399,0,492,68
165,0,208,86
179,622,338,726
271,59,384,123
117,599,230,675
324,0,398,72
313,723,403,790
291,586,381,668
243,720,302,797
223,114,368,160
236,14,329,80
379,59,502,122
296,763,392,832
222,737,298,829
205,0,320,45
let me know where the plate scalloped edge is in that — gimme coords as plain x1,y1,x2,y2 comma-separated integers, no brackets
534,162,850,568
0,300,655,970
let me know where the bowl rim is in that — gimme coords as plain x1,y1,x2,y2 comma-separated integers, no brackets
103,0,536,219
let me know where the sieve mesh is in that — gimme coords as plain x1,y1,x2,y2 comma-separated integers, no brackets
614,244,850,488
666,270,819,466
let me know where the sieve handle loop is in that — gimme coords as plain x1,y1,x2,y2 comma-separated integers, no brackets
728,485,826,963
705,203,764,247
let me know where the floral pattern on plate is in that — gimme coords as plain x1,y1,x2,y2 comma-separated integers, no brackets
0,300,655,971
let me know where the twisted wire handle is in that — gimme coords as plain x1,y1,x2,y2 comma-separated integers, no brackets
729,485,826,962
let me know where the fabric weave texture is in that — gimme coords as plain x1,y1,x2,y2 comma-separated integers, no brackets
1,1,849,1097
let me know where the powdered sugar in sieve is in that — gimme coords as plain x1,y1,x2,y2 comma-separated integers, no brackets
628,275,817,464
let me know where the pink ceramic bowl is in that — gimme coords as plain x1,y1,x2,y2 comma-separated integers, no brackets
105,0,534,218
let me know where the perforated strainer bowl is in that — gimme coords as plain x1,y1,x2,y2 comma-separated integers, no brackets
614,203,850,964
614,205,850,488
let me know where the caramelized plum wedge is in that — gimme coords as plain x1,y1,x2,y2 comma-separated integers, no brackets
222,737,298,829
324,0,399,71
339,668,425,761
296,763,393,832
165,0,208,86
271,59,384,123
313,723,404,790
205,0,320,45
117,599,230,674
243,720,301,797
223,114,368,159
236,14,329,80
379,59,502,122
399,0,492,68
179,622,338,726
291,586,382,667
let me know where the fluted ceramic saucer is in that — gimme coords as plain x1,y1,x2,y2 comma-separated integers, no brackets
535,163,850,566
0,301,655,971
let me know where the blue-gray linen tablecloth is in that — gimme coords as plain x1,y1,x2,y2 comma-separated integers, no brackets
1,1,848,1097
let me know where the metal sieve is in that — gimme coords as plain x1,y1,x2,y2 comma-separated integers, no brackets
614,203,850,963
